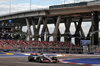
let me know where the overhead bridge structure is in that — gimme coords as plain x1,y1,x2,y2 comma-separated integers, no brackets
0,5,100,46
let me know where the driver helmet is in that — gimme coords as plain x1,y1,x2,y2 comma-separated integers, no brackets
36,53,39,56
43,54,46,56
40,52,43,55
31,53,34,55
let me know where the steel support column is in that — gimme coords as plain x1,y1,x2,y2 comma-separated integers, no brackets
53,16,61,41
45,24,50,41
32,18,37,41
36,17,43,41
80,26,85,38
74,21,85,38
54,23,61,41
91,11,99,45
87,26,92,39
74,18,83,46
26,17,32,41
41,17,48,41
53,17,61,41
64,18,72,42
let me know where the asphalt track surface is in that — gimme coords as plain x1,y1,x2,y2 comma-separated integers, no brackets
0,54,100,66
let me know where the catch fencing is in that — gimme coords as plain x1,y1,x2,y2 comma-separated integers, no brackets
0,46,83,54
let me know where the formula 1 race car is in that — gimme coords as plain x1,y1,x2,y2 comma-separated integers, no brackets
28,53,58,63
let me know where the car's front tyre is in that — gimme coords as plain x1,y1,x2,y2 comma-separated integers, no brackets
52,57,58,63
38,57,43,63
28,56,34,62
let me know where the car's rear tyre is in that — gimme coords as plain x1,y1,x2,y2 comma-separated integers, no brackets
52,57,58,63
28,56,34,62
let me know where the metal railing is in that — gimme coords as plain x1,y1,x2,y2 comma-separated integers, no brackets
0,46,83,54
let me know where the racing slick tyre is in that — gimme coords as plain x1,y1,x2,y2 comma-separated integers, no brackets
38,57,43,63
52,57,58,63
28,56,34,62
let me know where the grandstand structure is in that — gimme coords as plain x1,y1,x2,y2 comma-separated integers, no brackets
0,40,82,53
0,20,26,40
0,21,14,39
0,0,100,47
